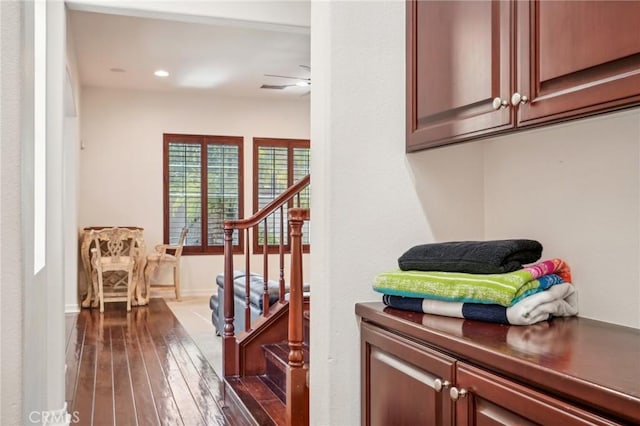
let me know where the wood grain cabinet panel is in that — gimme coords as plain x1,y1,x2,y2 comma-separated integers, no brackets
407,0,513,150
407,0,640,151
516,0,640,126
356,302,640,426
454,363,620,426
361,322,455,426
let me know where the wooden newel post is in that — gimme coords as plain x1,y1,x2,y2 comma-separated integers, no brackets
222,226,238,377
287,208,309,426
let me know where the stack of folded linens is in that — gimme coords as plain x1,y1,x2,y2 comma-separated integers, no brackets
373,239,578,325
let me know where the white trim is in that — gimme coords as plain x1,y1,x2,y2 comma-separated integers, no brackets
64,304,80,314
64,2,310,35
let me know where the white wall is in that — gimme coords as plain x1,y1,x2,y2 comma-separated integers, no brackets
78,87,310,297
64,7,82,313
1,1,69,423
482,110,640,327
310,2,434,425
1,2,24,423
409,109,640,328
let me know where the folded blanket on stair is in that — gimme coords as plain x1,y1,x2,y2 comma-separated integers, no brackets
398,239,543,274
382,283,578,325
373,258,571,306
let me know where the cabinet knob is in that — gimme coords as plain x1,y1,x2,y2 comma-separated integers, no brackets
492,97,508,110
449,387,468,401
433,379,450,392
511,92,529,106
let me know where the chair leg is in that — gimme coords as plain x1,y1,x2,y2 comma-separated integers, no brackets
143,261,156,305
127,267,134,312
174,264,181,301
97,271,105,313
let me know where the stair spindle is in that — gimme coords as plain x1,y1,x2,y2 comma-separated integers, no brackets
263,217,270,316
222,227,239,377
287,207,310,426
245,229,251,332
279,205,285,303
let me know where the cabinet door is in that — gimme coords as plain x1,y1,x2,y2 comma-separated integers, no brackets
516,0,640,126
361,322,455,426
407,0,513,151
453,362,622,426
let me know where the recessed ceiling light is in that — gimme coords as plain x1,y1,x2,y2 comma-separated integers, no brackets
110,67,126,73
154,70,170,78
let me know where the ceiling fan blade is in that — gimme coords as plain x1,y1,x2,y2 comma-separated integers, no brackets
265,74,309,81
260,84,295,90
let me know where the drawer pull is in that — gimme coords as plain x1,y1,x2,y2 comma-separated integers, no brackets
449,387,468,401
492,97,508,110
511,92,529,106
433,379,450,392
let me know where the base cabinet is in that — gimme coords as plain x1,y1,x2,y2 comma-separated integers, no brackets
357,302,639,426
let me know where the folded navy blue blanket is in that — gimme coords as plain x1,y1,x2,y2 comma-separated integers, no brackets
398,239,543,274
382,283,578,326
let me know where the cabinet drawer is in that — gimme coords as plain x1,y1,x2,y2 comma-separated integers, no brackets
454,362,624,426
361,322,456,426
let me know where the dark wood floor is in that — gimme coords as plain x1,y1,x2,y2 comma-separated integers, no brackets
65,298,243,426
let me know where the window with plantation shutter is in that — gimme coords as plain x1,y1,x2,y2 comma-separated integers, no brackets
164,134,243,254
253,138,310,253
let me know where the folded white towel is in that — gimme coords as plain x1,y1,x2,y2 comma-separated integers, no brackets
506,283,578,325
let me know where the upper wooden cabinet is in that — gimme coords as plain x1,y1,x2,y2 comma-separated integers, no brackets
406,0,513,150
407,0,640,152
517,1,640,126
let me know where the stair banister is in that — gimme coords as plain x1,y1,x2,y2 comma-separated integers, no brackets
224,175,310,229
222,174,310,378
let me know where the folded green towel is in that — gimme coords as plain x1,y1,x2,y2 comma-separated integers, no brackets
373,259,571,307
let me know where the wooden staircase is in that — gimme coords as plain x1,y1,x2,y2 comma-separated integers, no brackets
220,176,311,426
224,313,310,425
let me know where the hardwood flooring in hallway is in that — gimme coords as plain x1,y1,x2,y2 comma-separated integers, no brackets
65,298,242,425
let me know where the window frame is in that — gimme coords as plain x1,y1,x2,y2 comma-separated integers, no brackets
163,133,244,255
252,137,310,254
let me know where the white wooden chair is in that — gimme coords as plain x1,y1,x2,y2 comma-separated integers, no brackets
90,227,143,313
144,227,188,301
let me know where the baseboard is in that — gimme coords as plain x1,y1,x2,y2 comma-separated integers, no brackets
65,304,80,314
145,289,212,300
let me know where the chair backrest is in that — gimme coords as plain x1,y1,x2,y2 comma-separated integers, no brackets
174,227,189,258
90,227,143,263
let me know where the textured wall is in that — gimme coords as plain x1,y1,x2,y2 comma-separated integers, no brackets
1,1,23,423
